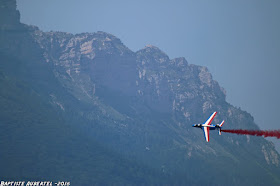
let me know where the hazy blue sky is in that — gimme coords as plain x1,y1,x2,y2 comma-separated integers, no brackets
17,0,280,148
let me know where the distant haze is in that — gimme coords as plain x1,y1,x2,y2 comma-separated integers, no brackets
17,0,280,150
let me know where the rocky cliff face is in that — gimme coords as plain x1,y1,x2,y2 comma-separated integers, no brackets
32,26,280,163
1,0,280,185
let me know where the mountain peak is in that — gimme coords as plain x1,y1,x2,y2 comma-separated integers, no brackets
142,44,167,55
137,45,169,64
144,44,159,49
170,57,188,67
73,31,121,44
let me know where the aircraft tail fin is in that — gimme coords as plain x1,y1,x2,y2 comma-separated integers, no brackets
219,120,225,127
218,120,224,135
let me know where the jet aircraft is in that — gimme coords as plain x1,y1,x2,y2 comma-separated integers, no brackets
192,112,224,142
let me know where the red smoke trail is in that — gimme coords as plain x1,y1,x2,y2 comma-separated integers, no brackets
221,129,280,139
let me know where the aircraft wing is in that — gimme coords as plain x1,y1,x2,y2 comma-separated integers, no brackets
203,126,210,142
204,112,217,126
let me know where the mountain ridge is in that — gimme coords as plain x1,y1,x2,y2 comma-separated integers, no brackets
31,25,280,169
1,0,280,185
